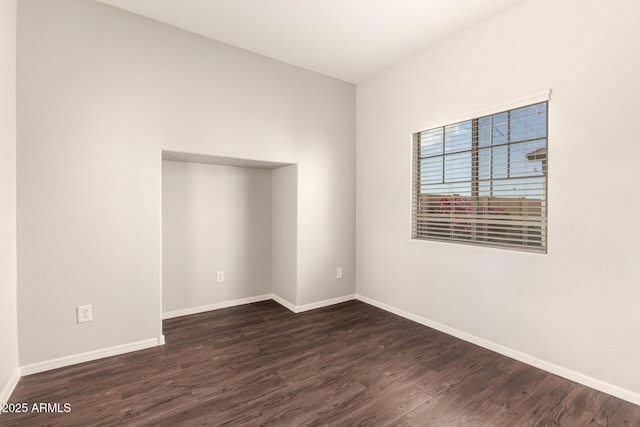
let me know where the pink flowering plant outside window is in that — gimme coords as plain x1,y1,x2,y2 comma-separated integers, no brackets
434,196,505,240
438,196,472,235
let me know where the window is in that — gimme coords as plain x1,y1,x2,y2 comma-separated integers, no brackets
412,101,548,252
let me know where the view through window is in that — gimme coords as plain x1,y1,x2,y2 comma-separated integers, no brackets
412,101,548,252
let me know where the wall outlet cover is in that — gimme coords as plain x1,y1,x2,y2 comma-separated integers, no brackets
77,304,93,323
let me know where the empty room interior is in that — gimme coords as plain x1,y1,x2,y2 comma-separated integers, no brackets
2,0,640,424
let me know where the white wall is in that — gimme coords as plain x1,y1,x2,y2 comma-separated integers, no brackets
162,160,272,314
357,0,640,400
0,0,19,404
18,0,355,366
272,165,298,304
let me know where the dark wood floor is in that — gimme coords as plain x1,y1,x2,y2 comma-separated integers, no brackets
3,300,640,426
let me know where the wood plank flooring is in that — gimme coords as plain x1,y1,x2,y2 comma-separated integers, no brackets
3,300,640,426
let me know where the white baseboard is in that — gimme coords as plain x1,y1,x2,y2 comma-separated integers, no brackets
296,294,355,313
270,293,298,313
21,336,165,376
162,295,272,319
270,293,355,313
0,367,21,407
355,294,640,406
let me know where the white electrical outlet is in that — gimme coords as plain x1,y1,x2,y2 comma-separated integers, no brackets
77,304,92,323
336,267,343,279
216,271,225,283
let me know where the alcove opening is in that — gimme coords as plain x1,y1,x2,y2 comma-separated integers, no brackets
160,150,297,322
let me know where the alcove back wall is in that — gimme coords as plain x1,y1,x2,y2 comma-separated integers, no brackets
162,160,273,315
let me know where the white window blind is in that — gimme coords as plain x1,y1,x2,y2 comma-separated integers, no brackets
412,101,548,252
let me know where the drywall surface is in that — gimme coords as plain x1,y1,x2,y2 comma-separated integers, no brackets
0,0,19,403
162,161,272,313
357,0,640,398
18,0,355,365
272,165,298,304
296,138,356,306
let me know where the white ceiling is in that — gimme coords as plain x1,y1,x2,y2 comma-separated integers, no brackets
94,0,525,83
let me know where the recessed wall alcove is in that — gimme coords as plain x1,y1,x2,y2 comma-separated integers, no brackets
161,150,297,319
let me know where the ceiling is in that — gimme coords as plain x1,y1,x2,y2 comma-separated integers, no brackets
94,0,525,83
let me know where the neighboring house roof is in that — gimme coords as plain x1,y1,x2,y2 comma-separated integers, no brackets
527,147,547,161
